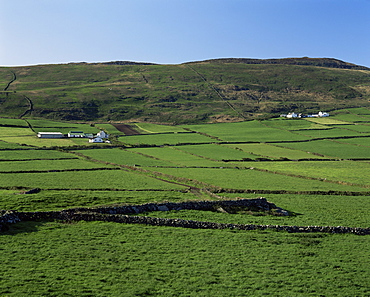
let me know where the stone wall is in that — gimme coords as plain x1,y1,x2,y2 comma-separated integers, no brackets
1,199,370,235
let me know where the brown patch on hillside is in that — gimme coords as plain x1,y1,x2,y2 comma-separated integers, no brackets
112,124,141,135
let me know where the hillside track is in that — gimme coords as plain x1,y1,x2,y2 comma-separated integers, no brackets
186,65,247,120
3,71,16,91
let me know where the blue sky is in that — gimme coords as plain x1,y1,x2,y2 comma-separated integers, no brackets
1,0,369,67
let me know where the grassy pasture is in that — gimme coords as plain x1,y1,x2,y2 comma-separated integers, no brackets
262,118,331,130
147,167,368,192
0,126,35,137
0,190,196,211
304,117,351,125
0,118,28,127
293,127,366,138
0,140,32,149
76,148,174,167
0,135,76,147
118,132,215,145
332,113,370,122
0,170,185,190
1,112,370,296
335,136,370,146
145,193,370,228
131,147,223,167
135,122,188,133
182,121,311,142
279,139,370,159
0,159,111,172
1,222,369,297
0,149,75,160
225,143,326,160
330,124,370,133
94,123,121,135
175,143,259,160
245,160,370,187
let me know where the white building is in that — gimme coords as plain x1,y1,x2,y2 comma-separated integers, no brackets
89,137,104,143
97,131,109,138
37,132,64,138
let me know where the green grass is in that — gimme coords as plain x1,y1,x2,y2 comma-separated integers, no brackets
175,143,259,160
0,170,186,190
134,122,188,133
0,190,196,211
0,149,76,160
242,160,370,187
278,139,370,159
0,159,112,172
131,147,223,167
0,118,28,127
146,167,368,192
1,113,370,296
118,132,215,145
225,143,326,159
183,121,311,142
1,221,369,296
0,126,35,137
76,148,174,167
94,123,121,135
145,193,370,228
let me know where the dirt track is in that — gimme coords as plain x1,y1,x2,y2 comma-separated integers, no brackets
112,124,141,135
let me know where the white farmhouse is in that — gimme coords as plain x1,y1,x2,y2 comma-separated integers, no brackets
286,112,301,118
89,137,104,143
97,131,109,138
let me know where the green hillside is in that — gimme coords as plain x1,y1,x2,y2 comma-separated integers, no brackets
1,58,370,123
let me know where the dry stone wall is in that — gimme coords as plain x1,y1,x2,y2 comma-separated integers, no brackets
1,199,370,235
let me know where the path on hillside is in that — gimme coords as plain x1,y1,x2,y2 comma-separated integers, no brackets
186,65,247,120
3,71,16,91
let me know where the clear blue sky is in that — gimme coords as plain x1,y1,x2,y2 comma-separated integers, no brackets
1,0,369,67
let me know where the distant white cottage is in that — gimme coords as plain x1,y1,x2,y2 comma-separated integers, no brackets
89,137,104,143
286,112,301,118
97,131,109,138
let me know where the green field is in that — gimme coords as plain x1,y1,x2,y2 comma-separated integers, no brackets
2,222,369,296
118,132,215,146
1,114,370,296
278,139,370,159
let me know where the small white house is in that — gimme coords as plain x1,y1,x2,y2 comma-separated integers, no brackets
89,137,104,143
97,131,109,138
37,132,63,138
286,112,301,118
318,111,329,117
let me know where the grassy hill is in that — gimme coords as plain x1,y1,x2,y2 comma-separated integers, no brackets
1,57,370,124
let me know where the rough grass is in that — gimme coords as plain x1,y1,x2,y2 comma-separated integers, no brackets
1,221,369,296
146,167,369,192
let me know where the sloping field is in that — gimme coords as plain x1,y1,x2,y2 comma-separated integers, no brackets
278,139,370,159
147,167,368,192
224,143,326,160
118,132,216,146
131,147,223,167
243,160,370,187
175,143,259,160
182,121,311,142
76,148,174,167
0,170,186,190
